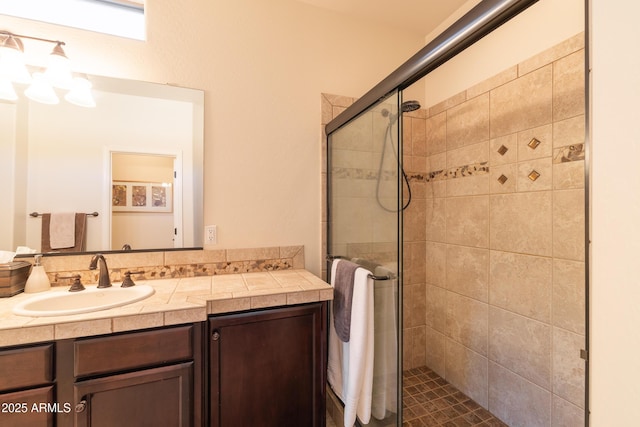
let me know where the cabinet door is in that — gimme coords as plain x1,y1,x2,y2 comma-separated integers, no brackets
0,385,55,427
209,303,326,427
74,362,193,427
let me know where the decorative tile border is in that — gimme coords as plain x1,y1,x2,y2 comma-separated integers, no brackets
332,162,490,185
409,161,489,184
38,246,305,287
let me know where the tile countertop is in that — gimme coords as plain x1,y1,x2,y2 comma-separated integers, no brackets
0,269,333,347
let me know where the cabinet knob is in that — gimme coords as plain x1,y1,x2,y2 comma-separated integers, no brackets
75,399,87,413
212,330,220,341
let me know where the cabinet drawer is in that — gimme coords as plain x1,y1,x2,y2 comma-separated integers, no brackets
0,385,55,427
74,325,194,378
0,344,53,392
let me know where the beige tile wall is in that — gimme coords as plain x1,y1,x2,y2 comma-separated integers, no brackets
412,33,586,426
321,32,585,426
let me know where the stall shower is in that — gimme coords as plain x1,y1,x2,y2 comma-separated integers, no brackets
323,26,586,427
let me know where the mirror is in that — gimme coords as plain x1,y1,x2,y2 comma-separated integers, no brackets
0,74,204,255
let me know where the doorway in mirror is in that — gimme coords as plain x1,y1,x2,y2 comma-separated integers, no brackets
108,150,182,251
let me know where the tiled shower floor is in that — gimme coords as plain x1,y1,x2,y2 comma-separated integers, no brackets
403,366,507,427
326,366,507,427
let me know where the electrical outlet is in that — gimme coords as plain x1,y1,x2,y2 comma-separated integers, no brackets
205,225,217,244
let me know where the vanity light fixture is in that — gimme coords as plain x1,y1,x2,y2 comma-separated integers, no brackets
0,33,32,84
65,74,96,108
24,72,59,104
44,42,74,89
0,30,95,107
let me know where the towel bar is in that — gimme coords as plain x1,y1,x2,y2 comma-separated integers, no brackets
367,273,393,281
326,254,395,281
30,212,99,218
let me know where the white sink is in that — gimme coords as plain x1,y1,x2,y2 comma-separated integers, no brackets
13,285,155,317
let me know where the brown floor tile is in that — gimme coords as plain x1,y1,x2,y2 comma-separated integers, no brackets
401,366,506,427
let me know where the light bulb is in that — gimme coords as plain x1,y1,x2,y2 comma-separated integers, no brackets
65,75,96,108
0,35,32,84
44,43,73,89
25,72,59,105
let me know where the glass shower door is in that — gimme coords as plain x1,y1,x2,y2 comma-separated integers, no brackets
327,90,402,427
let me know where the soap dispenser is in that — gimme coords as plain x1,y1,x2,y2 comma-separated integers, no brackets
24,255,51,293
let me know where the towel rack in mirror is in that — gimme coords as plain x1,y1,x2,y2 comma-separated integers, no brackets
30,212,99,218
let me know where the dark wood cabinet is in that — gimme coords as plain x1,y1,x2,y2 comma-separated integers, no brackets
0,385,56,427
208,303,326,427
1,300,328,427
73,362,193,427
0,344,56,427
56,323,204,427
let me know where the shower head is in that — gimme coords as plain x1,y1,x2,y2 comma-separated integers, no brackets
401,100,421,112
381,100,421,122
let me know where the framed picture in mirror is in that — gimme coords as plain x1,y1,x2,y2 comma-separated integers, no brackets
112,181,173,213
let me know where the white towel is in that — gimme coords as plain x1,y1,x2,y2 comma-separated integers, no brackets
371,266,398,420
49,213,76,249
328,259,375,427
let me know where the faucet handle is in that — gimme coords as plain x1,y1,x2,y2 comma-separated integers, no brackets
121,271,144,288
60,275,85,292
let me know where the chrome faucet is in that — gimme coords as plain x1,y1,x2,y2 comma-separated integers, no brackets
89,254,112,288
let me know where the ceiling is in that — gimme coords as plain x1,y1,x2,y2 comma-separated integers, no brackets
294,0,476,37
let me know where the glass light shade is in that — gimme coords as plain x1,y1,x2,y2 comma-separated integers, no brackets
64,75,96,108
25,72,59,105
0,37,32,84
0,78,18,101
44,43,73,89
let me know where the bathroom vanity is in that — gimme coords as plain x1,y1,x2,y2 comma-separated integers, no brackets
209,303,325,427
0,269,332,427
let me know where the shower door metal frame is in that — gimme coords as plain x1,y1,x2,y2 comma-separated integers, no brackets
325,0,540,136
326,90,405,426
